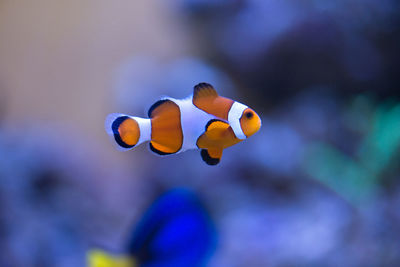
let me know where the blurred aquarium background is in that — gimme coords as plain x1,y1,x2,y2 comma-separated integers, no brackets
0,0,400,266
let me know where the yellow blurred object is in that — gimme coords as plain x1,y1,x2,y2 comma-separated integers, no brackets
87,249,136,267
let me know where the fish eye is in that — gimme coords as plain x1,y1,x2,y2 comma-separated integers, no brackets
245,111,253,119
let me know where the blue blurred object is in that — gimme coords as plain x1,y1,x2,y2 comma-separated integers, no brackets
88,188,217,267
127,188,216,267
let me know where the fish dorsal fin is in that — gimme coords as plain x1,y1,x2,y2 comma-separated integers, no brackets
201,149,222,165
192,83,234,120
205,119,230,140
193,83,218,100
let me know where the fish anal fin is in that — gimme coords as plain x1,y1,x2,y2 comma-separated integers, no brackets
201,149,221,165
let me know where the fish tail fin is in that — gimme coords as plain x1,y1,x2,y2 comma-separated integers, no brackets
87,249,136,267
105,113,151,150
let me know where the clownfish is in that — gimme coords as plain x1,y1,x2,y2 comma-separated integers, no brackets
105,83,261,165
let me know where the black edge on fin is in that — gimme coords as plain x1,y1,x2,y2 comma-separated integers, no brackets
148,99,170,118
149,142,174,156
193,83,218,98
201,149,220,165
112,116,135,149
205,119,226,132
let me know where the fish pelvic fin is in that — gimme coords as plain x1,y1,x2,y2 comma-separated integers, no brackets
201,149,222,165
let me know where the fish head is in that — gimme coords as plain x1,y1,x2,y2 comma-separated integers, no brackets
239,107,261,138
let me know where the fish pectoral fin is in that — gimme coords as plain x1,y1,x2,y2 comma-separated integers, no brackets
204,119,230,140
87,249,135,267
201,148,222,165
196,120,231,149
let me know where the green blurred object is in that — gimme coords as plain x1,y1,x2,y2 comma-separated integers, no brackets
303,96,400,205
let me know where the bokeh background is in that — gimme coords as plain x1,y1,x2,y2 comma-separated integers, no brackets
1,0,400,266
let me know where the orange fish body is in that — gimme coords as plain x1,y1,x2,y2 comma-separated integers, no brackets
105,83,261,165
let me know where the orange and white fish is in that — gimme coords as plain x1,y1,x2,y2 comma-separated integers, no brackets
105,83,261,165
